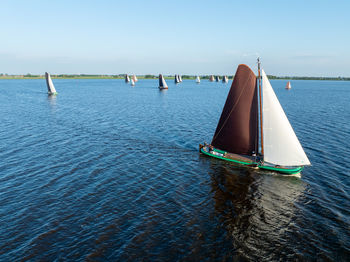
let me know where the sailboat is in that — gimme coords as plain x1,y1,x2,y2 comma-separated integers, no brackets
215,75,220,82
196,76,200,83
222,75,228,83
285,81,292,90
125,74,130,83
200,59,310,175
131,79,135,86
158,74,168,90
45,72,57,95
179,75,183,82
132,74,138,82
209,75,215,82
175,74,180,84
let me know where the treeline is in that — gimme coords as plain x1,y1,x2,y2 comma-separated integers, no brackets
1,73,350,81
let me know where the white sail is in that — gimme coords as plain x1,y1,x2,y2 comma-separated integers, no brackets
286,81,291,89
45,72,57,94
159,74,168,89
196,76,200,83
133,74,138,82
179,75,182,82
262,70,310,166
131,79,135,86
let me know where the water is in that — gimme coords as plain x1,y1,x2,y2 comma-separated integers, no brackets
0,79,349,261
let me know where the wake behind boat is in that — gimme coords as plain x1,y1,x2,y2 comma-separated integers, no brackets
200,59,310,175
45,72,57,95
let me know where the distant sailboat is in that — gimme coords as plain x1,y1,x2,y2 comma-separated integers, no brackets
125,74,130,83
222,75,228,83
215,76,220,82
179,75,183,82
209,75,215,82
158,74,168,90
200,59,310,175
131,79,135,86
175,74,180,84
133,74,138,82
45,72,57,95
286,81,292,90
196,76,200,83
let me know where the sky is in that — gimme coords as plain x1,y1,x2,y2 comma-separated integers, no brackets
0,0,349,76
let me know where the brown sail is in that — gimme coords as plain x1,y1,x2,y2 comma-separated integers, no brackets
211,64,259,156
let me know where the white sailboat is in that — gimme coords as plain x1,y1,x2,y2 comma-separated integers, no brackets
196,76,200,83
285,81,291,90
175,74,180,84
125,74,130,83
45,72,57,95
222,75,228,83
133,74,138,82
131,79,135,86
179,75,183,82
158,74,168,90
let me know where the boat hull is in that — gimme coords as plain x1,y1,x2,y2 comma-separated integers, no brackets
200,146,303,175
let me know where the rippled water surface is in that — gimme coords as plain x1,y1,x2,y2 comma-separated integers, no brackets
0,79,349,261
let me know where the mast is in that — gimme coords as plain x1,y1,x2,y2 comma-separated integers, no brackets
258,57,264,157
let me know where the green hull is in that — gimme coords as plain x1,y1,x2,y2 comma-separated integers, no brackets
200,147,303,175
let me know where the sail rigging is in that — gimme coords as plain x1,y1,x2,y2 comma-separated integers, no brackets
262,70,310,166
211,64,259,155
45,72,57,94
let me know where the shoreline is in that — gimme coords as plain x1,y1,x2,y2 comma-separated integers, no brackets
0,75,349,81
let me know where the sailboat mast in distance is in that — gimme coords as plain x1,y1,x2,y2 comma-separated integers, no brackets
175,74,180,84
158,74,168,90
257,58,264,156
125,74,130,83
45,72,57,95
286,81,291,89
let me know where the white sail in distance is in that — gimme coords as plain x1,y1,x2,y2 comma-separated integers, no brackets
159,74,168,89
286,81,291,89
196,76,200,83
133,74,138,82
262,70,310,166
45,72,57,94
131,79,135,86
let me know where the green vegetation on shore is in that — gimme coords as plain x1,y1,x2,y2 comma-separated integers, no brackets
0,73,349,81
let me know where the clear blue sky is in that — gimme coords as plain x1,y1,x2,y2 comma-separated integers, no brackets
1,0,349,76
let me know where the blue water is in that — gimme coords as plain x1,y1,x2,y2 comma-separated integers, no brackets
0,79,349,261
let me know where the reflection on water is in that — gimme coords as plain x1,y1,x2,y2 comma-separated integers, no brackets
47,94,57,109
0,79,349,260
208,162,306,260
